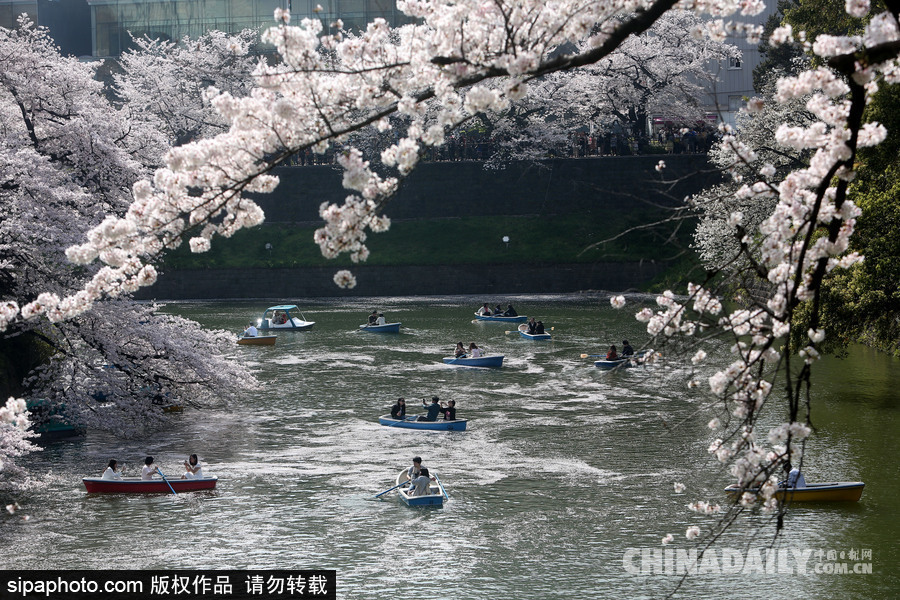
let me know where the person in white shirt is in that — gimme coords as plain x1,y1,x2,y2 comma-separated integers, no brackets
243,323,258,337
182,454,204,479
376,313,387,326
468,342,483,358
101,459,123,480
141,456,157,480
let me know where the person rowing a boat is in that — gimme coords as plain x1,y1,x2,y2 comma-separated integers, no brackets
101,459,123,480
390,398,407,420
454,342,467,358
418,397,443,421
243,322,258,337
621,340,634,357
406,456,423,480
141,456,157,480
368,310,378,325
526,317,537,334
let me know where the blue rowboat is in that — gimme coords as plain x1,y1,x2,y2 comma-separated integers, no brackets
725,482,865,502
359,322,401,333
257,304,315,331
474,313,527,323
518,324,551,340
378,415,468,431
594,350,651,370
395,470,445,507
442,355,503,368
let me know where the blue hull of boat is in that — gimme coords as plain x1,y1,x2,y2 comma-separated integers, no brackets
359,323,401,333
442,355,503,368
474,314,527,323
379,416,468,431
519,330,551,340
400,493,444,507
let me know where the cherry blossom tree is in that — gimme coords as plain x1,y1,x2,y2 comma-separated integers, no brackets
114,29,259,147
2,0,899,550
0,17,254,468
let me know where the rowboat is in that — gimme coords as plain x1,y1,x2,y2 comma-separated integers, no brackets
83,476,219,494
395,469,446,507
518,323,551,340
725,482,865,502
379,415,468,431
474,313,527,323
359,322,401,333
593,350,651,370
442,355,503,368
237,335,277,346
257,305,315,331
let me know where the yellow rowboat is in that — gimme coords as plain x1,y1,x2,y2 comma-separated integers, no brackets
725,482,865,502
237,335,277,346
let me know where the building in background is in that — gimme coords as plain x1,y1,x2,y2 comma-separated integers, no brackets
2,0,774,131
0,0,416,57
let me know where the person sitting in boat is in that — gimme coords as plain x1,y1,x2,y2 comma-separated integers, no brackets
494,304,504,315
101,459,123,480
781,461,807,488
419,397,443,421
454,342,467,358
406,456,423,481
468,342,484,357
408,467,434,496
621,340,634,357
243,323,258,337
504,304,518,317
390,398,407,420
368,310,378,325
275,311,288,325
441,399,457,421
534,321,546,335
376,313,387,326
526,317,537,334
476,303,493,316
606,345,618,360
141,456,157,480
182,454,204,479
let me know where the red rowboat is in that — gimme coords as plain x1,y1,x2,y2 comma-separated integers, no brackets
82,476,218,493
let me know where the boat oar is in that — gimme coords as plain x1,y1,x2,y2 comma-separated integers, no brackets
434,473,449,500
580,354,605,358
375,480,409,498
386,416,416,427
157,467,177,496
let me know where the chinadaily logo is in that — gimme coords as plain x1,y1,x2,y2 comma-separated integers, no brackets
622,547,873,576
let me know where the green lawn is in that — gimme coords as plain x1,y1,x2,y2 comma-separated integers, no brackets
160,212,695,270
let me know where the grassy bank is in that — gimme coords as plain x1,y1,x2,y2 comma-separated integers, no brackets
162,212,696,272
